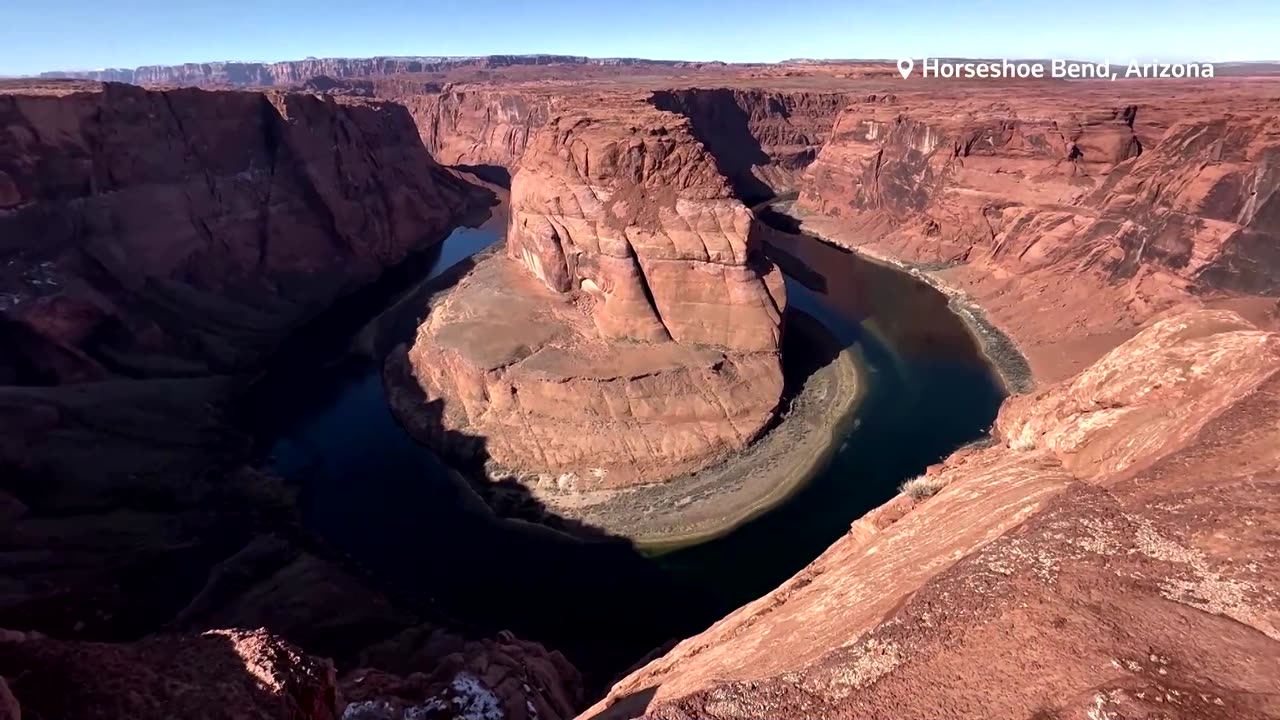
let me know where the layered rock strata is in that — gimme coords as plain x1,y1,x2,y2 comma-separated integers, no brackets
0,80,480,383
37,55,707,88
585,309,1280,719
305,82,852,202
649,88,852,201
580,79,1280,719
793,83,1280,378
394,104,786,487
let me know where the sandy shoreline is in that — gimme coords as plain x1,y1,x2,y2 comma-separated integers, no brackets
783,206,1035,395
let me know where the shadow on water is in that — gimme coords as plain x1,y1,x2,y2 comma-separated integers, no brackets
650,213,1006,604
242,211,723,695
453,164,512,188
242,204,1006,695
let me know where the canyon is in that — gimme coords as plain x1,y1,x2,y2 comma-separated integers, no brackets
2,57,1279,720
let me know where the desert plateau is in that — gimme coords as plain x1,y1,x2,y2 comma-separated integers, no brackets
2,22,1279,720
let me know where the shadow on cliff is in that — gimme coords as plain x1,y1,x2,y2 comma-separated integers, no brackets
454,164,512,188
376,352,726,696
650,89,776,205
1,629,332,719
244,234,723,700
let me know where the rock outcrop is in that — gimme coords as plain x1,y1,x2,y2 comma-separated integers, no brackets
0,80,480,383
1,627,339,720
342,628,582,720
1,79,583,720
393,103,786,487
1,623,582,720
584,309,1280,719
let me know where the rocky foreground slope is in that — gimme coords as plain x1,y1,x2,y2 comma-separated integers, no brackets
586,309,1280,719
580,79,1280,719
391,101,787,487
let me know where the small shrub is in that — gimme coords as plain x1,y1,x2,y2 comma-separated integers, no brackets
899,474,945,501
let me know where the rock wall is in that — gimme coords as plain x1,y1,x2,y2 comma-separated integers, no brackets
403,89,563,174
791,84,1280,380
38,55,704,87
507,110,785,350
797,93,1280,294
0,80,480,384
584,309,1280,719
382,86,849,202
395,104,786,487
0,80,584,720
649,88,852,201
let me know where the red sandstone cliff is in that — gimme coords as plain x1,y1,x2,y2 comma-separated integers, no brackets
649,88,852,201
0,79,583,720
793,82,1280,379
579,79,1280,720
347,84,850,201
586,308,1280,719
0,80,481,384
7,67,1280,720
393,102,786,487
406,89,563,174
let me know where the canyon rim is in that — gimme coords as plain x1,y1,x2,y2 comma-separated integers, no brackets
2,41,1279,720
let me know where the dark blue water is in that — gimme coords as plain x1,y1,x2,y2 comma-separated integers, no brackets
654,233,1006,604
244,213,1005,687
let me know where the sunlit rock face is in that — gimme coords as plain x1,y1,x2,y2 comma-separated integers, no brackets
395,102,786,488
583,308,1280,719
507,109,786,351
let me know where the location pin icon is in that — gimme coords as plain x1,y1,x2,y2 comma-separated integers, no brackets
897,58,914,79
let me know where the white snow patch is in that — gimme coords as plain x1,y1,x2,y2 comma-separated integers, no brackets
342,700,397,720
404,697,449,720
450,672,505,720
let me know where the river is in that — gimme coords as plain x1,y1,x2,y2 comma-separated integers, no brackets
242,207,1005,688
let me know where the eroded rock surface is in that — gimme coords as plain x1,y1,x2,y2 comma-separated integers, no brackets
649,88,851,201
0,627,339,720
0,624,581,720
0,80,480,383
342,628,582,720
792,82,1280,379
585,309,1280,719
394,103,786,487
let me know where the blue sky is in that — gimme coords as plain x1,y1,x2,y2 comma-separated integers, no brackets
2,0,1276,75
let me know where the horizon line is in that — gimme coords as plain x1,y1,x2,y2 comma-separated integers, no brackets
20,53,1280,77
